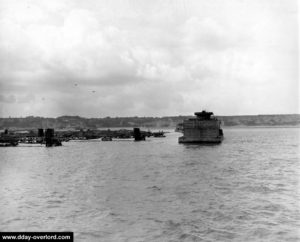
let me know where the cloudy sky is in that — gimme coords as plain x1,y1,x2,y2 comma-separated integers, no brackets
0,0,298,117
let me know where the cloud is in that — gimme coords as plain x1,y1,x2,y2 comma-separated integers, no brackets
0,0,298,117
0,94,16,103
183,17,241,51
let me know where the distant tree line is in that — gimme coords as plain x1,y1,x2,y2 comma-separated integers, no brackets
0,114,299,129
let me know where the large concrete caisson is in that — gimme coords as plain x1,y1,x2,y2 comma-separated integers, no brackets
179,111,224,144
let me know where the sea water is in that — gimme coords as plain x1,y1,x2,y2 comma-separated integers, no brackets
0,127,299,241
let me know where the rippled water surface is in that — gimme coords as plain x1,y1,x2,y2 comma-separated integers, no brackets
0,127,299,241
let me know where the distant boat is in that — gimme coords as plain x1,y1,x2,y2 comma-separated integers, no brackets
178,111,224,144
152,131,166,137
0,136,19,147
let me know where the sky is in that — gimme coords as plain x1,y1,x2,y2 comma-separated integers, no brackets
0,0,298,117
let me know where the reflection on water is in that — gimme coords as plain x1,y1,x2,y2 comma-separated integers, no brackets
0,128,299,241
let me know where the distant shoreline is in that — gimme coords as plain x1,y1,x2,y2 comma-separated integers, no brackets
1,114,300,119
0,114,299,129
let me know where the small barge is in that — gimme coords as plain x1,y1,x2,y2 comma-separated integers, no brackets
179,111,223,144
0,136,19,147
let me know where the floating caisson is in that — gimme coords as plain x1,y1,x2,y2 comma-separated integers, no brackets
178,111,224,144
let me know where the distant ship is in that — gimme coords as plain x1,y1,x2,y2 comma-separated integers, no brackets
178,111,224,143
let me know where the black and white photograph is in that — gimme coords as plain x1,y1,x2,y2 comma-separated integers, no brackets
0,0,299,241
